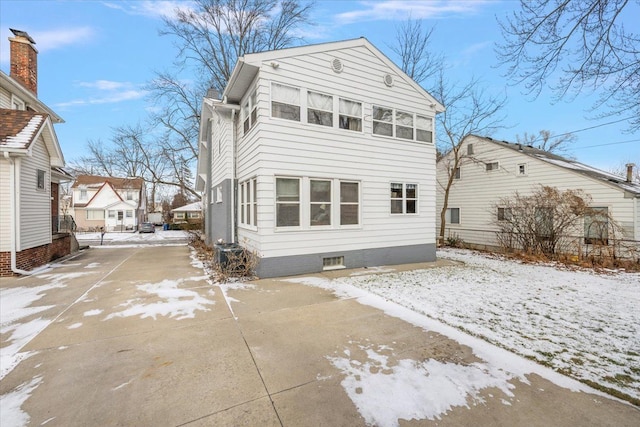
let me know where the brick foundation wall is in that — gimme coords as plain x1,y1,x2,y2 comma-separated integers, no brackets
0,234,71,277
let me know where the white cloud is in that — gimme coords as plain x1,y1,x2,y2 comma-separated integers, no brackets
30,27,96,52
335,0,495,24
102,0,195,20
55,80,146,109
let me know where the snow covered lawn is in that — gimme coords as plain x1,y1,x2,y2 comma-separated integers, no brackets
325,248,640,402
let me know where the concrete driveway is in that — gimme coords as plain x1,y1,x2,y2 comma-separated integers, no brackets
1,244,639,426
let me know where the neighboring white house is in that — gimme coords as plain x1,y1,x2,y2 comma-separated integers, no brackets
196,37,444,278
0,29,74,276
436,134,640,253
70,175,147,232
171,201,203,224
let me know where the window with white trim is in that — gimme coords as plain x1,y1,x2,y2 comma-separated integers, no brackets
79,187,88,201
239,178,257,227
340,181,359,225
86,210,105,220
416,115,433,142
486,162,499,172
11,95,25,110
271,83,300,121
310,179,331,226
243,89,258,134
518,163,527,175
308,91,333,127
395,110,414,140
390,183,417,214
126,210,133,218
108,210,116,219
276,178,300,227
338,98,362,131
445,208,460,224
372,106,393,136
36,169,45,190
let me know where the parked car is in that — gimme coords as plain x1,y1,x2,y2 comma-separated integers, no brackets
139,222,155,233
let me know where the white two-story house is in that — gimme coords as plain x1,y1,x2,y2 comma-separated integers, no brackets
196,38,444,278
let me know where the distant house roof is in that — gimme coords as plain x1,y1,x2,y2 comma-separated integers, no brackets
72,174,144,190
0,108,65,167
475,135,640,197
171,201,202,213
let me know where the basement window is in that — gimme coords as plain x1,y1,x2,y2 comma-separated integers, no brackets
323,256,345,270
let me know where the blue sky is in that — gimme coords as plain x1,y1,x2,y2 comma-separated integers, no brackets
1,0,638,173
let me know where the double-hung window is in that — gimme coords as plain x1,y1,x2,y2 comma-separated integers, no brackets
243,90,258,133
390,183,417,214
340,181,359,225
271,83,300,121
395,110,414,140
372,106,393,136
338,98,362,131
308,92,333,127
310,180,331,226
416,115,433,142
276,178,300,227
239,178,258,227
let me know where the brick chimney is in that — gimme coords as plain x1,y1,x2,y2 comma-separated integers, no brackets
9,28,38,96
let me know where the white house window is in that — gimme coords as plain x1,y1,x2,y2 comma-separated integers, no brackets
395,110,414,140
338,98,362,131
239,178,257,227
243,89,258,133
108,210,116,219
271,83,300,121
125,210,133,218
175,212,186,220
308,91,333,127
86,210,105,220
80,187,88,201
390,183,417,214
518,163,527,175
36,169,46,190
188,212,200,219
467,144,474,155
340,181,359,225
486,162,499,172
310,179,331,226
372,106,393,136
11,95,25,110
215,186,223,203
497,207,512,221
276,177,300,227
451,167,461,179
126,191,133,200
446,208,460,224
416,115,432,143
584,207,609,245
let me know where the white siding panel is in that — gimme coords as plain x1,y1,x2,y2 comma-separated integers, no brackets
0,160,12,251
19,137,52,250
0,86,11,108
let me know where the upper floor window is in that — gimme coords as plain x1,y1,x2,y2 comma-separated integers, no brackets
518,163,527,175
390,183,417,214
308,92,333,127
80,187,88,201
372,106,393,136
395,110,413,140
11,95,25,110
271,83,300,121
416,115,433,143
373,105,432,143
486,162,499,172
339,98,362,131
36,169,46,190
243,89,258,133
467,144,474,155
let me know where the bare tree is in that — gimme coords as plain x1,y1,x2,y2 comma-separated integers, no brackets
433,71,507,243
142,0,314,199
497,0,640,131
610,161,640,183
515,129,577,156
389,17,443,86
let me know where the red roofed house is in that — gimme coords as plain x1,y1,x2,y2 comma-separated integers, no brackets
70,175,147,232
0,29,75,276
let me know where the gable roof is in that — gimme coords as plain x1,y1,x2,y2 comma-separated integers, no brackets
223,37,444,111
72,174,144,190
472,135,640,197
0,108,65,167
171,201,202,213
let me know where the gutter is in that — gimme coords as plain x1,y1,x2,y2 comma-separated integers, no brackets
4,152,34,275
231,108,237,244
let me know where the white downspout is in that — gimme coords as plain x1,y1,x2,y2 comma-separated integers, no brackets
230,109,237,243
4,152,33,275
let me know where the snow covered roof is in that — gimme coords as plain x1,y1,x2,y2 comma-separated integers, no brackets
478,136,640,197
171,201,202,213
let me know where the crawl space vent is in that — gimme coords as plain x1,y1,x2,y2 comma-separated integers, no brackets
383,74,394,87
331,58,344,73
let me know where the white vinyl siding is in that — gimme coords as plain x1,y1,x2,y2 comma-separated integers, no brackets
436,135,639,247
18,137,52,250
0,160,12,251
232,44,438,258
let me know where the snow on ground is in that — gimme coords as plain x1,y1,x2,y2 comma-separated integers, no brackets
75,229,189,243
297,248,640,404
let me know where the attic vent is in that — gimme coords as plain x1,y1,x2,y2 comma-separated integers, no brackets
331,58,343,73
383,74,394,87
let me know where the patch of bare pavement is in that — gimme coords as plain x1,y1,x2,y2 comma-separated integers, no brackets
1,245,638,426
